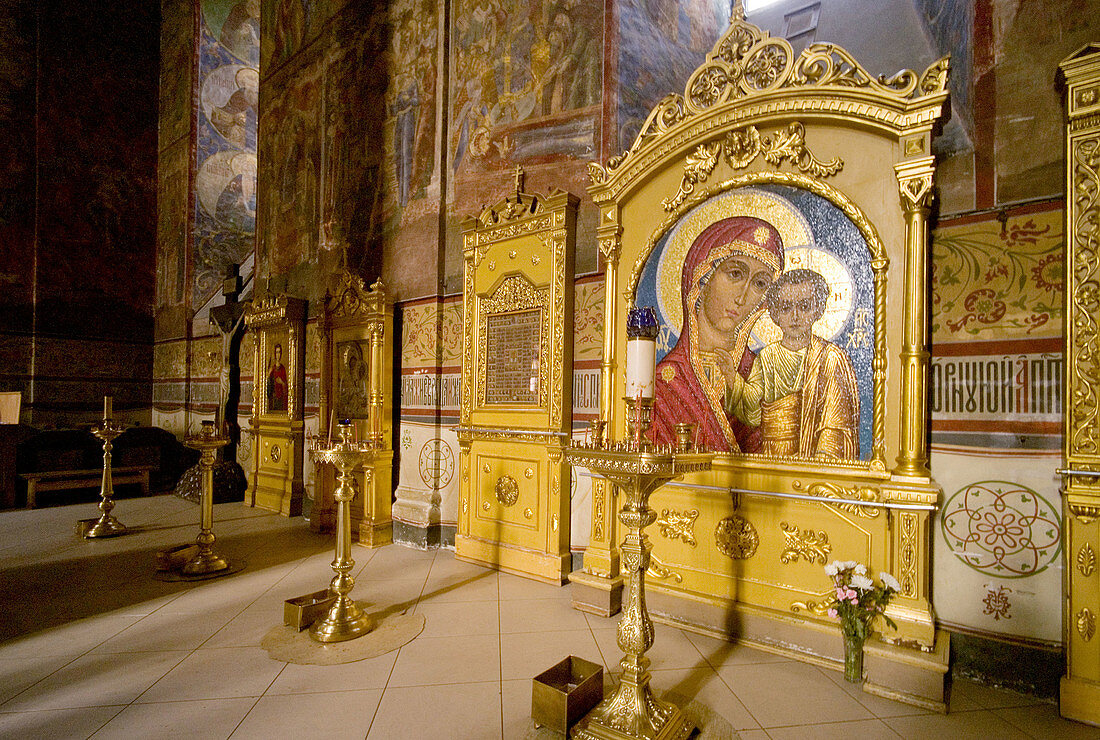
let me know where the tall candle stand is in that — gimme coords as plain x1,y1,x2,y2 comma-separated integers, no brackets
564,397,711,740
306,421,375,642
181,420,231,575
84,401,127,539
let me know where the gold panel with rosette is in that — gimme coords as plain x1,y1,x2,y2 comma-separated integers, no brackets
573,8,951,711
456,177,578,584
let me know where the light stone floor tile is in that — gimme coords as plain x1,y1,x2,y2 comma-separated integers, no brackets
368,681,503,740
0,650,189,711
265,651,397,694
0,613,144,659
498,572,572,601
0,704,126,737
649,666,761,731
500,629,604,681
388,633,501,687
89,697,257,740
682,629,794,667
883,707,1033,739
232,689,383,740
414,599,501,638
765,717,902,739
499,596,593,634
419,570,501,604
135,646,285,703
950,677,1046,709
995,702,1100,739
0,655,74,705
715,660,875,728
502,677,538,740
1,503,1095,740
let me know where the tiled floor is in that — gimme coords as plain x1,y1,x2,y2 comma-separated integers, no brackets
1,497,1096,739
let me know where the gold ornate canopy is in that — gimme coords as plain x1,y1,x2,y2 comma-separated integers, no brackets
573,9,951,710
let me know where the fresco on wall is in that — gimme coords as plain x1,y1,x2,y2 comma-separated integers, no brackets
617,0,727,151
448,0,602,190
261,0,314,72
635,185,873,460
258,58,320,277
385,0,438,219
321,4,388,281
930,205,1062,450
194,0,260,308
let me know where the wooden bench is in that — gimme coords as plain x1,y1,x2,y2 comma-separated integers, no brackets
19,465,153,509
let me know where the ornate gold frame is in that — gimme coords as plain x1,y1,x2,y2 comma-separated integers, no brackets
1058,43,1100,727
456,176,578,583
573,10,950,710
245,294,306,517
315,272,394,547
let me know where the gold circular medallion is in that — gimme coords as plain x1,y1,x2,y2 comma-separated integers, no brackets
715,515,758,559
270,444,281,462
495,475,519,507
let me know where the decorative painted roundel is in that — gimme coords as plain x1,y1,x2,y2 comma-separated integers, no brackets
940,480,1061,578
418,438,454,489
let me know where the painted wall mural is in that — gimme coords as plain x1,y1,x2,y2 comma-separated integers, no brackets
195,0,260,308
617,0,728,151
636,185,873,460
930,203,1064,645
447,0,604,222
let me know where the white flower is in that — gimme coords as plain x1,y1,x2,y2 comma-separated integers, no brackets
881,573,901,592
824,562,840,576
853,563,867,576
850,574,874,591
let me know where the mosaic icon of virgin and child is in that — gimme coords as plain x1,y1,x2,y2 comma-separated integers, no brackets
648,210,863,461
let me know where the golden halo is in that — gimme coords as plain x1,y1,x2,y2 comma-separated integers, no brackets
655,188,814,336
748,247,855,347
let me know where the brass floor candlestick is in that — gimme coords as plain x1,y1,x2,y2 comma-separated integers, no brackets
181,421,230,575
307,421,375,642
565,398,711,740
85,415,127,538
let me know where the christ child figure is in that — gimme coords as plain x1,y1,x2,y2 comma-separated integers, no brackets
718,268,860,459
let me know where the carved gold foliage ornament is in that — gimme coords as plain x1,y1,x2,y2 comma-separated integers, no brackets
790,600,832,617
657,508,699,546
1068,136,1100,456
791,480,882,518
646,554,684,583
495,475,519,506
1078,608,1096,642
1079,543,1097,576
779,522,831,565
663,123,843,211
715,515,758,559
900,512,918,597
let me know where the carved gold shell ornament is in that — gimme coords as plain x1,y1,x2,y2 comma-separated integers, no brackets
715,515,759,559
495,475,519,506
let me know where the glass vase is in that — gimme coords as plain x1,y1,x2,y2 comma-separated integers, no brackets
843,633,864,683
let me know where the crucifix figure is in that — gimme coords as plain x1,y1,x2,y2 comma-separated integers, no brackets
209,263,250,463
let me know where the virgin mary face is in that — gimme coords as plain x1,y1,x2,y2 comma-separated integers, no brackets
698,253,776,344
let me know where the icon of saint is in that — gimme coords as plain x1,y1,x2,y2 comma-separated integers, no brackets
650,216,785,453
267,343,288,412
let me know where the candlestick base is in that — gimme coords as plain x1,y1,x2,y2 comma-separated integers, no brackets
84,516,127,539
309,596,374,643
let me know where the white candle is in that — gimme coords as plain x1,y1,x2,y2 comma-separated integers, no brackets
104,396,113,419
625,337,656,398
